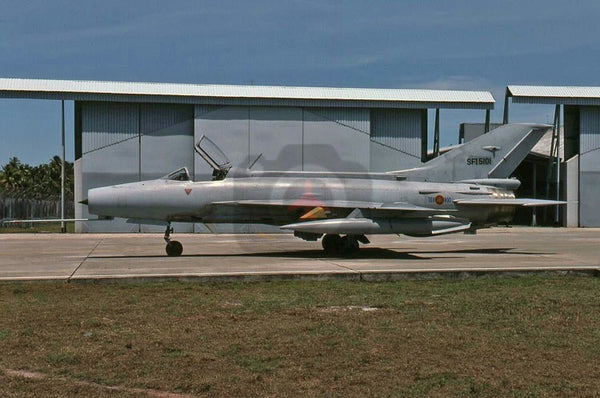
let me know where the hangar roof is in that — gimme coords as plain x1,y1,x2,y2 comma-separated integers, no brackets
508,85,600,106
0,78,494,109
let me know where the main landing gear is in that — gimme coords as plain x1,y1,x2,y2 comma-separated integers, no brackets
321,234,369,256
164,223,183,256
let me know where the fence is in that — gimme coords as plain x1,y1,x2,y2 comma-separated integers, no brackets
0,196,74,226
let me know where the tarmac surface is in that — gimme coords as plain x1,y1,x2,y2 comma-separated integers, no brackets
0,227,599,283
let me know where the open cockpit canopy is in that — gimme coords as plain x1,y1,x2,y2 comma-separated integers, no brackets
194,135,232,180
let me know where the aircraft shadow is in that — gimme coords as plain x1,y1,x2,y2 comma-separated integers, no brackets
414,247,552,256
90,248,426,260
90,247,550,261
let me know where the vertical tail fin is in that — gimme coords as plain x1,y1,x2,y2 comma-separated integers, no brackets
392,123,551,182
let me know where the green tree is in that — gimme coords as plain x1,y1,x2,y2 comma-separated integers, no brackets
0,156,73,200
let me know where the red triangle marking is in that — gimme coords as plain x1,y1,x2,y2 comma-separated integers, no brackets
184,188,192,196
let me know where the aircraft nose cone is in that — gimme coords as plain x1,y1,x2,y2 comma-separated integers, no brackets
88,186,123,217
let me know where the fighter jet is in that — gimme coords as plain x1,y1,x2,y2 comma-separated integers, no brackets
83,123,564,256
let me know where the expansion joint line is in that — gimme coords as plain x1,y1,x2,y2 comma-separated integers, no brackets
67,238,104,282
317,258,358,274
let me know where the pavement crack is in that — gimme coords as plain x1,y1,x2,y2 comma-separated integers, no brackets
317,258,358,273
67,238,104,282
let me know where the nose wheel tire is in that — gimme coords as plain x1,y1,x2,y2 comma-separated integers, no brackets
166,240,183,256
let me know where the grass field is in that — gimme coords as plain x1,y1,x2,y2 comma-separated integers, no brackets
1,276,599,397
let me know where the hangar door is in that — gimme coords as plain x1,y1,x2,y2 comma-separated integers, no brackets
579,106,600,227
370,109,425,172
75,102,194,232
193,105,372,177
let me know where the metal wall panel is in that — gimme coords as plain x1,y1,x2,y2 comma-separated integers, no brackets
140,104,194,233
195,105,221,119
370,109,423,170
249,107,302,171
579,106,600,226
194,106,249,180
194,106,371,173
371,109,422,156
81,102,138,154
579,169,600,226
306,107,370,133
302,108,370,172
580,107,600,155
194,105,251,233
369,141,421,172
79,102,140,232
564,155,579,227
141,104,194,180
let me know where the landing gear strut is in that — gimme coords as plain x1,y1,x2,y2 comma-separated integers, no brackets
164,223,183,257
322,234,366,256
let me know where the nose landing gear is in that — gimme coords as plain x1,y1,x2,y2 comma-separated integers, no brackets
164,223,183,256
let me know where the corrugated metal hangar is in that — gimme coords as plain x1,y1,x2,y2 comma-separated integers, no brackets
504,86,600,227
0,78,494,232
2,79,600,230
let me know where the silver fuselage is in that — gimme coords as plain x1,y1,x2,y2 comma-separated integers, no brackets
88,176,515,228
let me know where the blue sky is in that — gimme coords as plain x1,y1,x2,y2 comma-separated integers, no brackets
1,0,599,165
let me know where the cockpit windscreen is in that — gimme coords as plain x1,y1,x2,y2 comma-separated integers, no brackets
163,167,191,181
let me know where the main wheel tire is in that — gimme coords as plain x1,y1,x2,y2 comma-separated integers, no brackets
339,236,359,256
322,234,342,255
166,240,183,256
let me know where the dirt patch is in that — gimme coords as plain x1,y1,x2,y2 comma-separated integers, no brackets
1,367,195,398
317,305,380,312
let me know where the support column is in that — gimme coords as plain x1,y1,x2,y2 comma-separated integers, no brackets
137,104,142,233
503,89,510,124
555,104,561,224
433,108,440,158
61,100,66,233
138,104,142,182
484,109,490,133
532,163,537,226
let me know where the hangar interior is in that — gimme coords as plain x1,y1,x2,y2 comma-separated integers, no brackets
504,86,600,227
462,123,565,227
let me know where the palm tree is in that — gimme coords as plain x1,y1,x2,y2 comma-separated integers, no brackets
0,156,74,200
0,157,27,196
